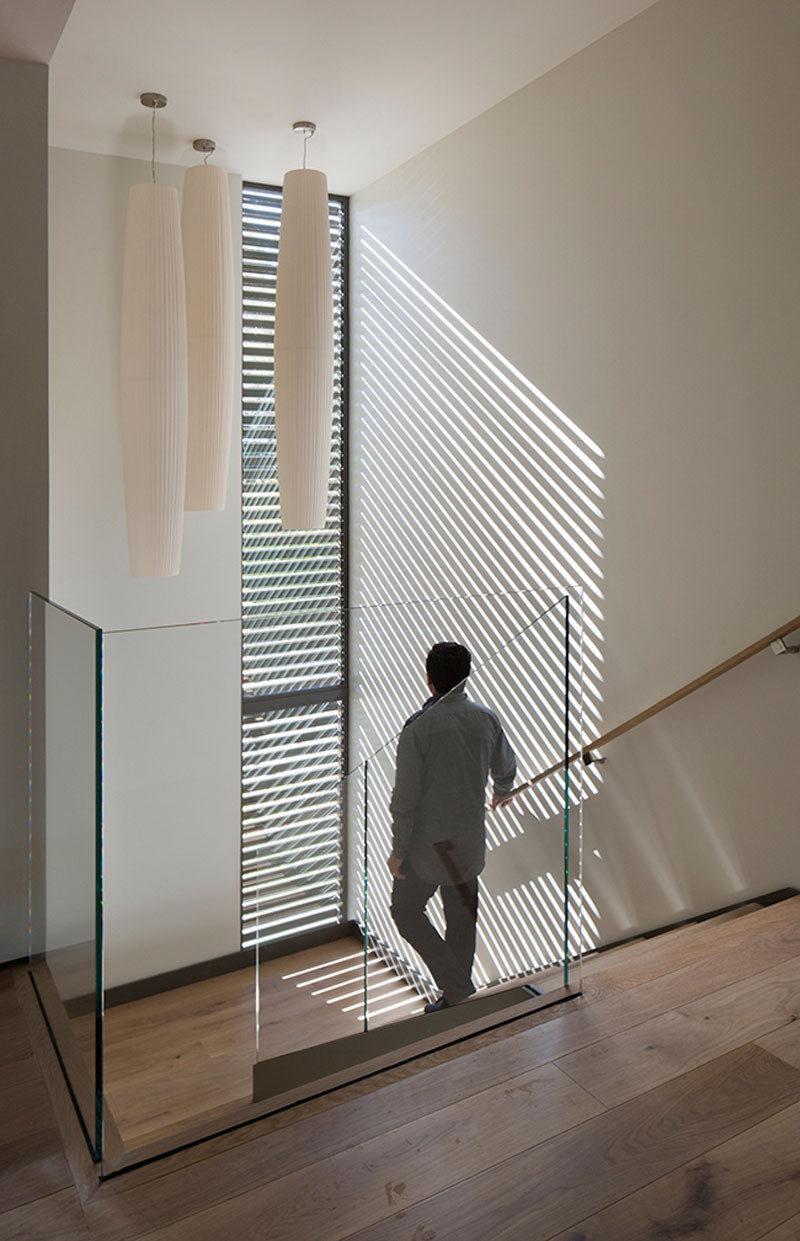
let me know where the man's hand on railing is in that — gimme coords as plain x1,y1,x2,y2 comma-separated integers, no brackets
490,781,531,810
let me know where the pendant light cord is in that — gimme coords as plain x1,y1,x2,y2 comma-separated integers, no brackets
151,105,156,183
303,132,309,169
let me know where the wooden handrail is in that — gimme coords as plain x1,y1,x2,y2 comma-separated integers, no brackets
497,612,800,805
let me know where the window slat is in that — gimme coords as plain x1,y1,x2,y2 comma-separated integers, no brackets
241,178,347,951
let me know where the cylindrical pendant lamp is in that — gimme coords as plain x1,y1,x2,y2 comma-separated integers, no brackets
274,123,334,531
120,182,188,576
182,147,235,510
119,94,188,577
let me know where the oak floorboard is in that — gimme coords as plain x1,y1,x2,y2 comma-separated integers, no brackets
548,1097,800,1240
89,912,800,1201
94,939,426,1149
757,1215,800,1240
757,1017,800,1072
0,1186,91,1241
13,968,101,1206
0,1008,35,1068
7,910,800,1240
556,953,800,1106
579,896,800,999
0,1129,72,1215
0,1055,62,1146
86,1061,603,1241
341,1045,800,1241
88,902,800,1168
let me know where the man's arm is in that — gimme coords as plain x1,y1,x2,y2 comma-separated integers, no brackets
490,725,516,808
388,723,424,867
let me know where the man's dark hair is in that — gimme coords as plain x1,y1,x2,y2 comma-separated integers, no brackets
426,642,472,694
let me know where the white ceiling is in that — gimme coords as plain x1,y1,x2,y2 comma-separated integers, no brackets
48,0,660,195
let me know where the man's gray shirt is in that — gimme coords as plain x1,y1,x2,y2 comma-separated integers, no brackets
389,688,516,885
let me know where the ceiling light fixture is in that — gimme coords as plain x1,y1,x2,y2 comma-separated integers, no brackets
274,120,334,530
182,138,235,511
119,92,188,576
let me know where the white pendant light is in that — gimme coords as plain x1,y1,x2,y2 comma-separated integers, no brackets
182,139,235,511
120,93,187,577
274,121,334,531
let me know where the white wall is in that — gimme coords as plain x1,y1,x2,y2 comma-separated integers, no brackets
48,147,243,984
350,0,800,944
102,622,241,988
583,639,800,939
0,57,49,964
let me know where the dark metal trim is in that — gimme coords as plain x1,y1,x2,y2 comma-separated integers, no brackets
104,921,358,1009
340,189,351,926
29,970,100,1162
242,683,345,715
94,625,104,1159
563,593,570,987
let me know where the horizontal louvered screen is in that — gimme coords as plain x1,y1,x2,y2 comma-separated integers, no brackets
242,183,345,696
241,183,347,949
241,701,345,948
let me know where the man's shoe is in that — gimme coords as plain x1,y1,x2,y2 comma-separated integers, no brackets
424,996,451,1014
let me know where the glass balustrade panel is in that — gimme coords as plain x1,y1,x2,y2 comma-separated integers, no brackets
255,587,585,1075
28,594,103,1161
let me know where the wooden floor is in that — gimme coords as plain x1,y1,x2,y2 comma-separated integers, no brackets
5,895,800,1239
72,937,428,1149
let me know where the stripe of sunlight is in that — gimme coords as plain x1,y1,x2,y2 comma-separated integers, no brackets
283,953,361,981
352,559,574,735
368,996,427,1018
352,269,602,987
350,650,447,772
358,369,602,606
359,340,602,625
469,599,598,764
366,902,435,996
485,800,522,849
474,890,523,981
359,281,602,575
476,580,595,699
359,363,603,647
353,607,434,734
353,609,433,713
497,888,552,971
352,593,568,833
357,306,604,584
359,295,602,675
359,321,604,600
360,235,605,474
360,271,605,554
567,880,598,950
520,878,567,962
472,617,571,763
347,993,423,1019
356,415,514,593
327,974,407,1004
510,892,558,973
359,596,543,746
541,872,578,955
361,229,603,456
357,395,587,661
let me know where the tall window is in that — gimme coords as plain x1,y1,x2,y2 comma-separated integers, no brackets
241,183,348,950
